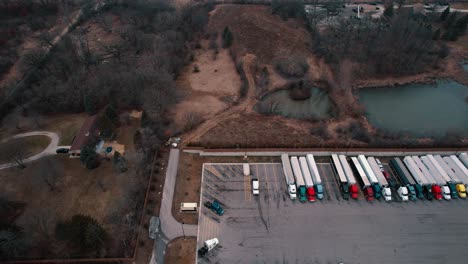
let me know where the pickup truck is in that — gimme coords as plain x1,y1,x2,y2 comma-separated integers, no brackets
204,200,224,216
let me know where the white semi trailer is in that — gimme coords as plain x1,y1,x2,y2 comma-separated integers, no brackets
358,155,382,199
306,154,324,200
367,157,392,201
459,153,468,168
281,154,297,200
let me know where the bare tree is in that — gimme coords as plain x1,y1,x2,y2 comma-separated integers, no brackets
3,141,27,169
34,156,63,191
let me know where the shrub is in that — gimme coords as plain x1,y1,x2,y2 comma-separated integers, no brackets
275,55,309,78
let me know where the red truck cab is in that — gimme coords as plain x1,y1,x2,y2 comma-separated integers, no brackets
307,187,316,202
432,185,442,200
349,185,359,199
364,187,374,201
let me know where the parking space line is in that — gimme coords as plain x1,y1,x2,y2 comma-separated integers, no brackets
262,164,271,193
271,163,280,192
244,170,252,202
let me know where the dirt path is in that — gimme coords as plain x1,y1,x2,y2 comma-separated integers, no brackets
181,54,258,145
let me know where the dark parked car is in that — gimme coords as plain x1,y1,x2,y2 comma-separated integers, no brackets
56,148,69,154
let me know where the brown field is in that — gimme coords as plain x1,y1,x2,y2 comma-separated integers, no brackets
165,237,197,264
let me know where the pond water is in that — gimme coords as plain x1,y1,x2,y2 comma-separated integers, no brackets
358,80,468,137
254,87,334,120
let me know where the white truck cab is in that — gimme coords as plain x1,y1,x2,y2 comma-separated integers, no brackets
382,187,392,202
398,186,409,201
442,186,451,200
252,178,259,195
288,184,297,199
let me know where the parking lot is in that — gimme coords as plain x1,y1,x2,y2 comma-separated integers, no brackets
197,161,468,264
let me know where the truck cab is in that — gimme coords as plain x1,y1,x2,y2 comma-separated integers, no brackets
315,184,324,200
432,185,442,200
397,186,409,201
456,184,466,198
447,183,458,199
372,184,382,199
252,178,259,196
364,187,374,201
341,182,350,200
441,186,451,200
382,187,392,202
298,186,307,203
406,185,417,200
307,187,316,202
288,184,297,200
423,186,433,200
414,184,424,199
349,185,359,199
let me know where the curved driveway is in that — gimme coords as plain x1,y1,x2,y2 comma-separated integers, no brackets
0,131,61,170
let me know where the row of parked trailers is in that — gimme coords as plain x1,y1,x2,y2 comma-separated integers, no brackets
281,152,468,202
281,154,324,202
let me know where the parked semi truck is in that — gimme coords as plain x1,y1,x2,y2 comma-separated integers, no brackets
449,155,468,179
390,158,420,200
439,156,467,198
459,153,468,168
281,154,297,200
421,156,451,200
427,155,457,199
331,154,350,200
299,157,316,202
412,156,442,200
358,155,382,199
351,157,374,201
291,156,307,203
368,157,393,201
403,156,433,200
338,155,359,199
306,154,324,200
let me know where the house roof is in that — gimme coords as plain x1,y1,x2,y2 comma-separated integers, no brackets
70,115,99,151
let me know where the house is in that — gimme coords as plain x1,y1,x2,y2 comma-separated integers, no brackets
69,115,100,157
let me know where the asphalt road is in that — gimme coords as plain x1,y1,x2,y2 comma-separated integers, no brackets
198,162,468,264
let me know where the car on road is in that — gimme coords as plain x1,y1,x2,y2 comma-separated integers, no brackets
56,148,69,154
252,178,259,195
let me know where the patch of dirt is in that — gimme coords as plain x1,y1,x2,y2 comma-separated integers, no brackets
171,95,229,131
172,152,203,225
164,237,197,264
190,46,241,96
208,5,311,64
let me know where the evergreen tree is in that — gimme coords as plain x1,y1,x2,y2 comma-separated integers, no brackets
440,6,450,21
83,95,96,115
222,27,233,48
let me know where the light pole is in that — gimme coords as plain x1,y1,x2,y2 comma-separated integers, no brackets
181,221,186,240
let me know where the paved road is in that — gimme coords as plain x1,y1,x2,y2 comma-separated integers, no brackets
150,149,198,264
198,163,468,264
0,131,61,170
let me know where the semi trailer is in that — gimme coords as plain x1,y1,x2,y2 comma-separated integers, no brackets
441,156,467,198
306,154,324,200
459,153,468,168
281,154,297,200
331,154,350,200
291,156,307,203
358,155,382,199
427,155,457,199
299,157,316,202
390,158,420,200
351,157,374,201
412,156,442,200
403,156,434,200
421,156,451,200
434,155,465,198
368,157,392,201
338,155,359,199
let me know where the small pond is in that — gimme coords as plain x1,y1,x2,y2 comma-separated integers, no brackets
254,87,334,120
358,80,468,137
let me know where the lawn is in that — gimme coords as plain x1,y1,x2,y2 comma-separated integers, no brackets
0,135,51,164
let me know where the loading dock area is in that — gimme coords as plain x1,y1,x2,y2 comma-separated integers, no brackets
197,162,468,264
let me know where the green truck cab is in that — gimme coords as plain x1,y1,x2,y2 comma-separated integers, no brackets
298,186,307,203
447,183,458,199
406,185,417,200
414,184,424,199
